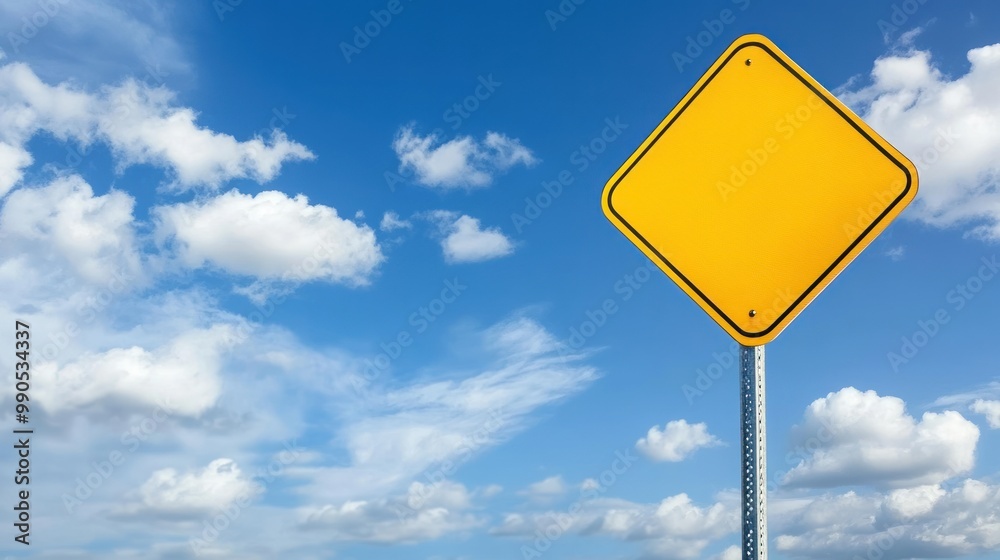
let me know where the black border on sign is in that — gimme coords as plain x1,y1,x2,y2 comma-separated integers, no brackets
605,41,913,340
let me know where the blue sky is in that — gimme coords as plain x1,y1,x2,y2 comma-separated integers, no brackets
1,1,999,558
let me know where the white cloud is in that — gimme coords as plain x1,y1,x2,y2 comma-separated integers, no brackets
0,174,141,285
773,479,1000,559
895,26,927,47
840,43,1000,238
519,476,567,501
0,62,94,195
0,142,32,196
291,315,599,504
970,399,1000,428
34,325,239,418
100,80,314,189
782,387,980,489
430,211,514,263
0,0,190,86
481,484,503,498
379,210,411,232
492,493,738,559
154,189,383,286
0,62,96,143
709,545,741,560
636,419,722,462
115,459,260,520
301,481,482,543
933,381,1000,408
392,126,537,189
0,60,312,193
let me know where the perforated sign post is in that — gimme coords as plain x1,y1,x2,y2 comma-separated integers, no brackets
602,34,918,558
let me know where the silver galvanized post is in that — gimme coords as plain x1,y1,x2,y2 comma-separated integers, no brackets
740,344,767,559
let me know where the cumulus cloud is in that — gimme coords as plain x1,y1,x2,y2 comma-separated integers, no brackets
34,325,239,418
636,419,722,462
100,81,314,188
301,480,482,543
392,126,537,189
492,493,738,559
429,211,514,263
114,459,260,520
0,174,141,285
773,479,1000,559
0,60,312,193
970,399,1000,428
782,387,979,489
154,189,383,287
840,43,1000,238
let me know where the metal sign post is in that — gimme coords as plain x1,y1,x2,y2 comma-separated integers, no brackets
740,345,766,559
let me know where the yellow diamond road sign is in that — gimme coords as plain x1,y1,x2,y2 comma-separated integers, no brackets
602,34,918,346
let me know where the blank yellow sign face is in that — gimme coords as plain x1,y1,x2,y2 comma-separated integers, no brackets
603,34,918,346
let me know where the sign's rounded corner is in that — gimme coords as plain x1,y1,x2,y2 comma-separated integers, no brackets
728,33,774,50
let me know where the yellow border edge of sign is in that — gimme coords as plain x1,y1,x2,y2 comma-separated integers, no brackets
601,33,920,347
